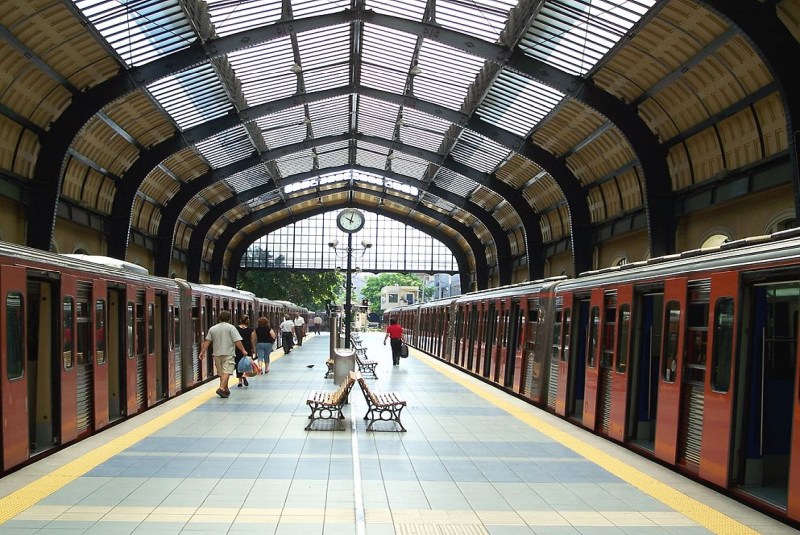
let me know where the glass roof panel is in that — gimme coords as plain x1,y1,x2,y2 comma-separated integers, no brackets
450,130,512,174
390,152,429,179
308,96,350,138
312,140,350,170
73,0,194,67
195,126,255,167
364,0,427,22
254,106,307,149
205,0,283,37
398,107,452,153
276,149,315,177
478,70,565,137
291,0,351,19
246,190,282,208
357,96,401,141
228,38,296,105
434,168,479,197
297,25,351,92
225,165,272,194
413,40,486,110
422,192,457,213
386,178,419,196
147,64,233,129
435,0,517,43
356,146,390,171
360,24,417,95
520,0,657,76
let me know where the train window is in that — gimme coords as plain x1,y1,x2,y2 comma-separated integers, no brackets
601,305,616,368
6,292,24,379
63,297,75,369
127,302,134,359
616,305,631,373
76,299,91,365
684,302,708,384
174,306,182,351
662,301,681,382
561,308,571,362
136,302,145,358
711,298,734,392
148,303,155,355
587,306,600,368
95,300,106,364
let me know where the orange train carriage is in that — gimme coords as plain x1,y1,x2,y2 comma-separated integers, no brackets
388,228,800,525
0,242,304,473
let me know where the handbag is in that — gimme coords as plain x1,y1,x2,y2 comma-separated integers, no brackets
399,343,409,358
237,356,254,375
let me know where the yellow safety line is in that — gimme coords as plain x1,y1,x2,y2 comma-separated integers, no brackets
0,345,298,525
412,349,759,535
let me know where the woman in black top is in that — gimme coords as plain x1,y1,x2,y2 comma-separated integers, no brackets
235,315,256,386
254,317,276,374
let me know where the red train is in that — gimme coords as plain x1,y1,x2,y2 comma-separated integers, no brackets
0,241,305,473
389,228,800,524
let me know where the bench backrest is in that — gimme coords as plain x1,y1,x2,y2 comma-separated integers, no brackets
331,373,356,404
356,374,379,404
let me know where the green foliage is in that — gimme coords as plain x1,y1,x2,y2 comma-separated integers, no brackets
360,273,424,313
237,270,344,311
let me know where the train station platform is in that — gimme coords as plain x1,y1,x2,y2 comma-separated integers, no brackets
0,333,794,535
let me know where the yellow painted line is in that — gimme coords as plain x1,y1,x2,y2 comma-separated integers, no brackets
0,342,299,524
411,349,758,535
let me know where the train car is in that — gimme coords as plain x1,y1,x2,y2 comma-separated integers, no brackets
0,241,268,475
399,228,800,524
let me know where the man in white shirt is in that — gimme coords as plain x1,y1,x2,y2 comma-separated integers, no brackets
279,315,295,354
294,313,306,346
199,310,249,398
313,315,322,335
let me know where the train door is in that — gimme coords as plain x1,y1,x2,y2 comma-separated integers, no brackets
192,295,202,383
60,274,78,444
505,299,523,391
492,300,507,382
124,288,138,418
676,281,711,473
482,302,497,378
582,289,605,431
546,298,563,411
75,281,94,439
626,289,663,452
205,298,214,377
171,293,182,395
609,285,633,441
26,272,59,458
155,292,169,402
654,277,688,465
522,304,541,400
106,286,126,422
595,291,617,435
2,265,29,468
732,278,799,512
466,304,478,370
567,297,590,421
92,281,109,430
556,300,572,416
134,290,147,411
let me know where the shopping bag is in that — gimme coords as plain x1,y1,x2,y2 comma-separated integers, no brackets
399,343,409,358
237,356,254,375
249,359,261,377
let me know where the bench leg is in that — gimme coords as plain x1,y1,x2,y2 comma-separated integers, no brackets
306,403,347,431
363,404,406,432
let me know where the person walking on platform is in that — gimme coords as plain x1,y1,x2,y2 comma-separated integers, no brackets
280,315,295,354
383,317,404,366
255,317,276,374
313,315,322,335
294,313,306,346
199,310,250,398
235,315,256,387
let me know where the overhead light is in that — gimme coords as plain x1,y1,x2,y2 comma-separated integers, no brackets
409,64,422,76
387,152,395,160
290,63,302,74
303,116,311,124
317,197,323,205
396,117,406,126
378,197,385,206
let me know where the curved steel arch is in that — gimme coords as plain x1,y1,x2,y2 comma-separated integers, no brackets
114,86,561,275
29,9,661,277
164,163,511,283
199,184,486,290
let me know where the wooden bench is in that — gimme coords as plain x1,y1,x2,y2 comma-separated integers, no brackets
354,348,378,378
305,372,356,431
355,372,407,432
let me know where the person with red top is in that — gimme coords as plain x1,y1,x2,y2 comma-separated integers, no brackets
383,318,404,366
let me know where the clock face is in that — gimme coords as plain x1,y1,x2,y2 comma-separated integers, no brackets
337,209,365,233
